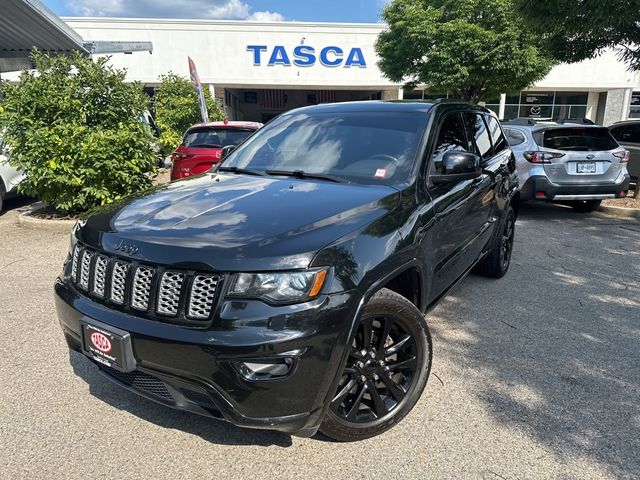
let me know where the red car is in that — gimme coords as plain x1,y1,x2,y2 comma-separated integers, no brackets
170,121,262,180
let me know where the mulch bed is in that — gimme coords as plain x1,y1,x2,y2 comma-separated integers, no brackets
602,186,639,210
28,205,78,221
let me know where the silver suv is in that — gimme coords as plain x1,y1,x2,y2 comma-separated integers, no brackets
503,120,630,212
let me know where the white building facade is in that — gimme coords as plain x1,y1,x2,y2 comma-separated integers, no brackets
19,18,640,125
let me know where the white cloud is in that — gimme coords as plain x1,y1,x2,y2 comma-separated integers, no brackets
246,10,285,22
65,0,284,21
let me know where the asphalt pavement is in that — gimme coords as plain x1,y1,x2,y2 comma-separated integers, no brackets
1,198,639,479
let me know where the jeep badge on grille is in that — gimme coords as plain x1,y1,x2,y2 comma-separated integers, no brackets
114,240,139,255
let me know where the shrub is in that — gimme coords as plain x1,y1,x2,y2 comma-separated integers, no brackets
0,50,157,213
154,73,225,153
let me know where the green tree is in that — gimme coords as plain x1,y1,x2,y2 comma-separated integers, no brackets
375,0,554,103
153,73,225,153
513,0,640,70
0,51,157,213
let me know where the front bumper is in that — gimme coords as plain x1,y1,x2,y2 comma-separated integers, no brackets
55,279,360,436
521,174,630,201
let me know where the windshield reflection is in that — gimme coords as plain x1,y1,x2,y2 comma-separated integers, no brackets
222,110,427,186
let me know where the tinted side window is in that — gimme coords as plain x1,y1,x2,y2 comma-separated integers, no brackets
629,125,640,142
432,113,468,173
485,115,509,154
503,128,527,146
464,113,492,160
609,125,628,141
611,124,640,143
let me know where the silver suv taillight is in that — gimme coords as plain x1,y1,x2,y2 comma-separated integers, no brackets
613,150,630,163
523,151,566,164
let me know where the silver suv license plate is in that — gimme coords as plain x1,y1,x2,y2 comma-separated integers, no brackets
577,162,596,173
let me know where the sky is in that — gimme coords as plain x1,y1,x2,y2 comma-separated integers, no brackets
42,0,390,23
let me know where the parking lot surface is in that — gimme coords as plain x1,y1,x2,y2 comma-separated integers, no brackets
1,199,639,479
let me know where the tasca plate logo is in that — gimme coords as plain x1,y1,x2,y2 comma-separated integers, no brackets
90,332,112,353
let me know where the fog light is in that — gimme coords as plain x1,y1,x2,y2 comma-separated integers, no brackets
233,351,301,381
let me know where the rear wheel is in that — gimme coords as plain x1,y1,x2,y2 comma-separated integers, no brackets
476,205,515,278
569,199,601,213
320,288,432,442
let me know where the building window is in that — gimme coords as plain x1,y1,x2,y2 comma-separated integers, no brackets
485,91,589,122
403,89,449,101
630,91,640,119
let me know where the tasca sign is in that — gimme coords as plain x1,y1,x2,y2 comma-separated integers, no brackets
247,45,367,68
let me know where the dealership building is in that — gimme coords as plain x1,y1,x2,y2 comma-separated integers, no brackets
8,17,640,125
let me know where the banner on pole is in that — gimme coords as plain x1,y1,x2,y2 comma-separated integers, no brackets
188,56,209,123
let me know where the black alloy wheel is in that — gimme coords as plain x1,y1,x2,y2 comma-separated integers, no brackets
320,288,431,441
476,205,516,278
500,209,515,271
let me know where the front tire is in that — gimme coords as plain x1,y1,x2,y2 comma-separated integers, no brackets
319,288,432,442
569,199,601,213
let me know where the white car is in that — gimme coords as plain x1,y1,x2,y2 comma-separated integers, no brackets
0,136,24,212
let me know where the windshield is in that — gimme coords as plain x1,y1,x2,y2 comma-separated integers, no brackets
182,128,255,149
220,110,428,185
537,127,619,151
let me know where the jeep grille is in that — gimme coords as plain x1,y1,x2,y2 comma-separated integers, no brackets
68,244,222,325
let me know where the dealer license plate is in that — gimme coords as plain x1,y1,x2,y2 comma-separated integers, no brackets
81,319,135,372
577,162,596,174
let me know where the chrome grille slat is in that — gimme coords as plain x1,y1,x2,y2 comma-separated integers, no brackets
131,266,154,311
110,261,129,305
92,255,109,298
70,245,81,282
157,271,185,316
188,275,219,319
79,249,94,290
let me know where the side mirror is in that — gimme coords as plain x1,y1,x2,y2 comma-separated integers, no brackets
220,145,236,161
432,151,482,184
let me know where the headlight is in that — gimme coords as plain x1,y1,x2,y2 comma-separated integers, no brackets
227,268,328,304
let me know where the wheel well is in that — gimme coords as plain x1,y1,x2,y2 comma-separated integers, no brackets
382,267,422,311
511,192,520,218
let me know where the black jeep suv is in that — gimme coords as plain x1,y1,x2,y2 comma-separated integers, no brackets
55,101,519,441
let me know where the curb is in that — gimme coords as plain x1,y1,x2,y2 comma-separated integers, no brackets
598,204,640,220
16,203,76,233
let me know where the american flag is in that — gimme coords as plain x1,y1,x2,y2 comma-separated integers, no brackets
263,89,286,109
316,90,336,104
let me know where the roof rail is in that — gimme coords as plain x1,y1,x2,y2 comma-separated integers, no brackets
502,117,539,125
557,118,595,125
432,98,470,105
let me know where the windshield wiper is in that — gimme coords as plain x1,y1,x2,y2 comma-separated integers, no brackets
265,170,348,184
217,166,267,176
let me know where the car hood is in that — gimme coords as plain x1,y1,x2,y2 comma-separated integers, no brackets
78,173,400,271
